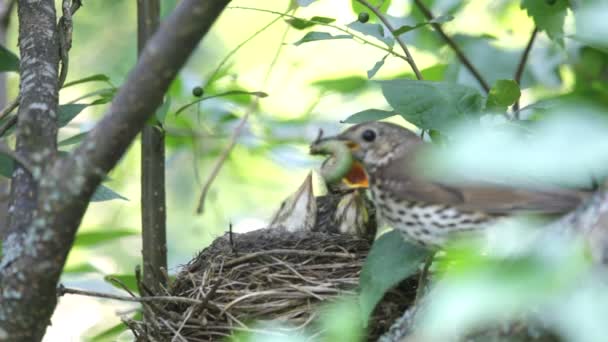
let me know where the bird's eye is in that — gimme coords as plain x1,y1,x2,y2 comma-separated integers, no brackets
361,129,376,142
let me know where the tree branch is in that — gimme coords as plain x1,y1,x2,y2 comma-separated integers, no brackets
138,0,168,299
412,0,490,92
356,0,423,80
0,1,230,340
513,27,538,116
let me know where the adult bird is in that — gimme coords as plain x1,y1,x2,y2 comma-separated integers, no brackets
311,121,588,248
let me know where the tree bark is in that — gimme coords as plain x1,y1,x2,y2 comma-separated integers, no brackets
138,0,168,297
0,1,229,340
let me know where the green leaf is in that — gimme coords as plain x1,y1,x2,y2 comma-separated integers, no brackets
58,131,89,147
342,109,396,124
68,88,116,105
104,274,139,294
73,229,137,248
293,31,353,46
58,104,89,127
367,54,388,79
393,15,454,36
155,96,171,123
175,90,267,116
0,152,13,178
62,74,111,88
486,79,521,111
285,16,335,30
351,0,391,21
521,0,569,46
379,80,484,130
91,184,128,202
311,75,367,94
359,230,429,325
346,21,393,48
0,44,19,72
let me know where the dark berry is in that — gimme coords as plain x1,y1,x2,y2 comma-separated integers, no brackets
358,12,370,23
192,86,204,97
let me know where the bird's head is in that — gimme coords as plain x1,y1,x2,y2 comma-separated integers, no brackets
333,121,421,169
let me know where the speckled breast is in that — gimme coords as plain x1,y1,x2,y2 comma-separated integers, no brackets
369,185,496,248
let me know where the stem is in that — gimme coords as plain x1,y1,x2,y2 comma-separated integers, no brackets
513,27,538,116
196,8,292,214
413,0,490,92
230,6,411,64
356,0,423,80
57,285,204,305
138,0,167,302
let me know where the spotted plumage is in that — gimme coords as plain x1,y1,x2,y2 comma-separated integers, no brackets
316,121,587,248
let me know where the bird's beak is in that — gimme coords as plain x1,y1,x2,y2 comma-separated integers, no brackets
311,134,368,189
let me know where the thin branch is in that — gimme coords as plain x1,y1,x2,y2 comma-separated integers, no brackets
195,9,291,214
356,0,423,80
0,114,15,137
0,96,18,122
513,27,538,116
230,6,411,64
413,0,490,92
195,101,256,214
57,0,82,88
57,284,204,305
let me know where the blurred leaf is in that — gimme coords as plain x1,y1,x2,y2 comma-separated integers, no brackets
393,15,454,36
63,74,111,88
155,96,171,123
0,153,13,178
367,53,388,79
58,131,89,147
359,230,429,325
574,3,608,50
0,44,19,72
342,109,396,124
63,263,98,274
486,79,521,111
445,35,559,90
91,184,128,202
58,104,89,127
521,0,568,46
296,0,317,7
421,63,448,81
293,31,353,46
69,88,116,105
311,75,367,94
379,80,484,130
73,230,137,248
351,0,391,21
318,297,365,342
346,21,393,48
89,312,141,342
104,274,139,294
419,104,608,188
285,16,335,30
175,90,267,115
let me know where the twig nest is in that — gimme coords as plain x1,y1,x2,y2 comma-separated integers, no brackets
126,229,416,341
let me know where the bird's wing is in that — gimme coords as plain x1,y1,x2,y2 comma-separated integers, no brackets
375,156,587,214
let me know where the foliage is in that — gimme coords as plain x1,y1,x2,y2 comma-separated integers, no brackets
1,0,606,340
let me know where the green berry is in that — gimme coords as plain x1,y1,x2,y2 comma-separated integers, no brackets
192,86,204,97
358,12,370,23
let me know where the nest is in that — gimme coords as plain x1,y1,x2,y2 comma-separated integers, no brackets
126,229,417,341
